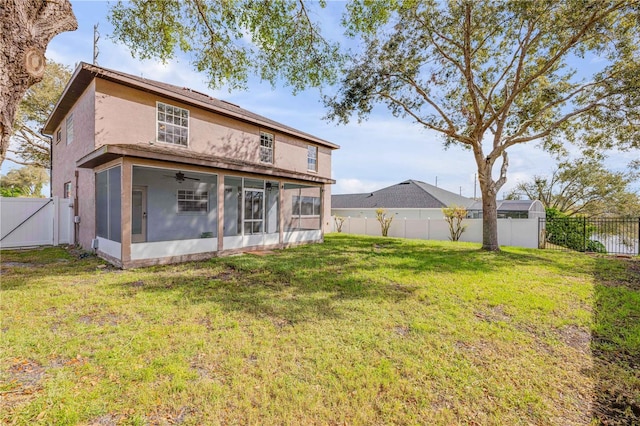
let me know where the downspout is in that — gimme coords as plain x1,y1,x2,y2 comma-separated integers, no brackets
74,170,79,245
40,129,53,198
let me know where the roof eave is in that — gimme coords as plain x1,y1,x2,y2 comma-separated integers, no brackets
76,144,336,185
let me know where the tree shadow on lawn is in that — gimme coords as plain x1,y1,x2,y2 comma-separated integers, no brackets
121,234,560,325
591,257,640,424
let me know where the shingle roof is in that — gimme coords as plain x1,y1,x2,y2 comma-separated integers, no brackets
332,180,474,209
43,62,338,150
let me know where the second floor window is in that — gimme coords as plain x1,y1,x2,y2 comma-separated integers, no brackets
66,114,74,145
56,129,62,144
157,102,189,146
307,145,317,172
260,132,273,163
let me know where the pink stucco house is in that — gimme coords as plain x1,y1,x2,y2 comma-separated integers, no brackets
44,63,338,268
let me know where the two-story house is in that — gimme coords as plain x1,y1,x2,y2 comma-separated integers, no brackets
44,63,338,268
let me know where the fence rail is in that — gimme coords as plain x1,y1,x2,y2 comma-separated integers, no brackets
539,217,640,255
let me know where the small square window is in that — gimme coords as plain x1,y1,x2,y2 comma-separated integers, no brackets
56,129,62,144
260,132,274,164
63,182,72,199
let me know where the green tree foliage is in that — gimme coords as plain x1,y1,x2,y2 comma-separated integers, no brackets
0,166,49,197
8,61,72,168
544,208,606,253
108,1,640,251
507,158,640,217
442,205,468,242
108,0,341,92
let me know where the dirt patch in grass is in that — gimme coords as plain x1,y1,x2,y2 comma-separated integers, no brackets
1,359,46,412
557,325,591,353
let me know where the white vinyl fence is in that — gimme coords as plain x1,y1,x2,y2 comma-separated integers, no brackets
332,216,540,249
0,197,74,249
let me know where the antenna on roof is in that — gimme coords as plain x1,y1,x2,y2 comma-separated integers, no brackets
93,23,100,65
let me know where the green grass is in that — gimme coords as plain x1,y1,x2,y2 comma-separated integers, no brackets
1,234,638,425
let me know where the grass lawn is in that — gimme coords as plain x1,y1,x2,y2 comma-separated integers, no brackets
1,234,639,425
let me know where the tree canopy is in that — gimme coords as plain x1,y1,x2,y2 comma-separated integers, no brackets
7,61,72,169
0,165,49,197
108,0,640,250
507,158,640,217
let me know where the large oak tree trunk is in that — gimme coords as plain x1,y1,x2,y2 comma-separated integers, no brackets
481,191,500,251
0,0,77,167
477,160,501,251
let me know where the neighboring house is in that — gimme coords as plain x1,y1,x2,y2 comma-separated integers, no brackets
466,199,545,219
44,62,338,268
332,179,543,219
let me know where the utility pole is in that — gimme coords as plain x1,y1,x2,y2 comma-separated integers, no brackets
93,23,100,65
474,173,477,199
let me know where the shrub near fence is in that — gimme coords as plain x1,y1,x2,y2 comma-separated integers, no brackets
540,216,640,255
332,216,540,249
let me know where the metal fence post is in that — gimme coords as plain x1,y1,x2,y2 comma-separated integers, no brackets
583,217,587,252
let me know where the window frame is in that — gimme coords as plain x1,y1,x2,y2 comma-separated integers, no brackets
307,145,318,172
177,189,208,214
156,102,189,147
63,182,72,199
260,131,274,164
66,114,74,145
56,129,62,144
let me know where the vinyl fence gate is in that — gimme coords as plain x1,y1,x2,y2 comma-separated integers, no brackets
0,197,74,249
539,217,640,256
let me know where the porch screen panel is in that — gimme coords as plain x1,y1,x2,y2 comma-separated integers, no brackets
108,167,122,242
284,184,321,231
224,176,242,236
96,171,108,238
95,166,122,242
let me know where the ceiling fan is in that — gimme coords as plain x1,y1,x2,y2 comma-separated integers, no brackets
164,171,200,182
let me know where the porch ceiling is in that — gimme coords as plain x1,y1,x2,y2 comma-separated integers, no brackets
76,144,336,184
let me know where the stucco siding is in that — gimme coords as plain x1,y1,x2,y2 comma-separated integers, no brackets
94,79,332,181
50,81,97,249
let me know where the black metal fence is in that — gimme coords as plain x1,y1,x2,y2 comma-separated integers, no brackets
539,217,640,255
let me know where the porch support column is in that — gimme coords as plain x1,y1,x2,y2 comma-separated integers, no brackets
121,158,133,265
320,185,325,240
217,174,224,252
279,182,284,246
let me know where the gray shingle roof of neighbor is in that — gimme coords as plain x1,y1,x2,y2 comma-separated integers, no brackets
332,180,475,209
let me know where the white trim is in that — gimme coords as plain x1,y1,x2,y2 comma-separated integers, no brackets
131,238,217,260
284,230,322,244
97,237,121,260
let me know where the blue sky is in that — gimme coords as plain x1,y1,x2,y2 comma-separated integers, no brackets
9,0,637,196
